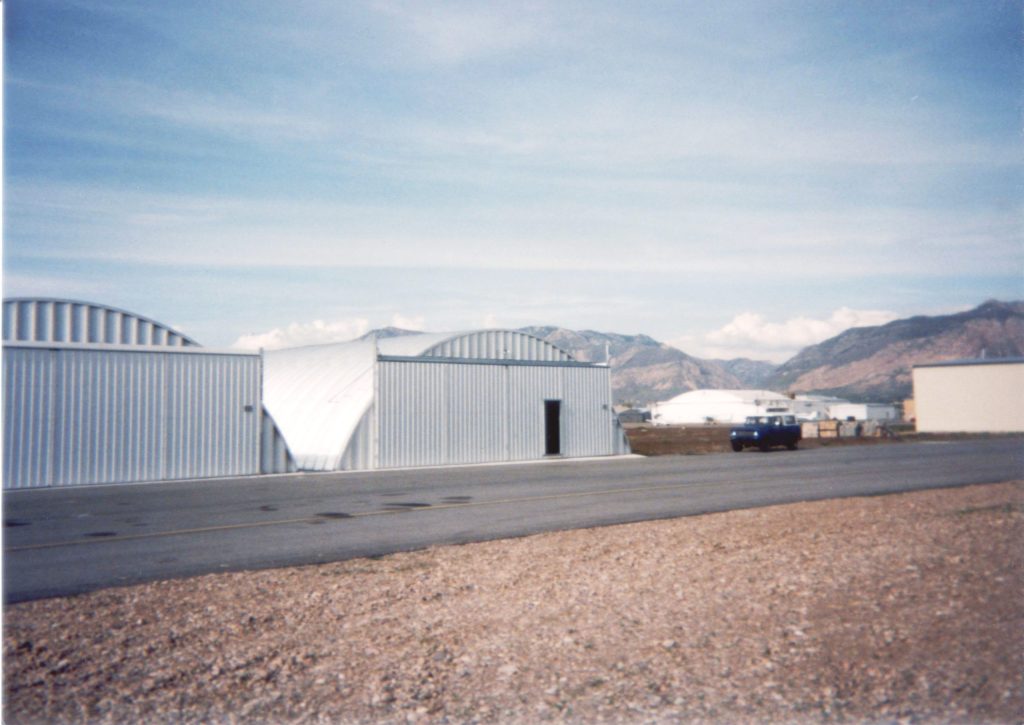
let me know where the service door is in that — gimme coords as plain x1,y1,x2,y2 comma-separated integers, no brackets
544,399,562,455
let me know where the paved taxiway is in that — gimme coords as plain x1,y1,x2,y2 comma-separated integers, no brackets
5,437,1022,602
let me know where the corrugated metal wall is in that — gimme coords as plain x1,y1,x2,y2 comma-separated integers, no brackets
3,346,266,488
376,360,617,469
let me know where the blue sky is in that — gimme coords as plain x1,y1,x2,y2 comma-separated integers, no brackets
4,1,1022,361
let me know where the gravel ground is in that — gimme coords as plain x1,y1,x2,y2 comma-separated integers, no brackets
4,480,1022,724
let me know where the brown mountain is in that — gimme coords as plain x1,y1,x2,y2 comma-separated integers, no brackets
518,326,747,405
765,300,1024,402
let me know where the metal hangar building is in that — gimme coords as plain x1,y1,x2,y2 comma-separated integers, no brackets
2,298,294,489
3,301,628,487
263,329,629,471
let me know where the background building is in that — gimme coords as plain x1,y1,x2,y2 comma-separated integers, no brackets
912,358,1024,433
827,402,900,422
650,389,795,425
2,298,294,489
263,330,629,471
651,389,900,425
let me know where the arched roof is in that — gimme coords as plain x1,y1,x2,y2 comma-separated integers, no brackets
661,389,791,405
376,329,575,362
2,298,199,347
262,329,576,470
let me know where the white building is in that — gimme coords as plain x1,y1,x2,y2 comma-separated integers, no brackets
650,389,795,425
2,298,294,489
263,330,629,470
913,358,1024,433
650,389,900,426
828,402,899,422
791,394,849,420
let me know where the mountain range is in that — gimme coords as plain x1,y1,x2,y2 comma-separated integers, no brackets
525,300,1024,405
364,300,1024,405
762,300,1024,402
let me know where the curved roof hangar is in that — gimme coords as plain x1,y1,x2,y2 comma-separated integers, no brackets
262,329,578,471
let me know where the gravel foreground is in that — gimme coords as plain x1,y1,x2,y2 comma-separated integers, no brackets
5,481,1022,724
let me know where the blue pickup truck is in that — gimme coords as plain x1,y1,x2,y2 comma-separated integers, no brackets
729,414,801,452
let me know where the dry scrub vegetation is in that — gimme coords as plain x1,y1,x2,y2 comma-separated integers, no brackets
5,481,1022,724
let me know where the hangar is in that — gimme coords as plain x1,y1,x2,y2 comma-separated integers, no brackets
912,357,1024,433
263,329,629,470
3,302,627,487
650,389,795,425
2,298,294,489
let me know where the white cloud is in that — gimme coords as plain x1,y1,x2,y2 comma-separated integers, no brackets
371,1,551,65
12,179,1020,281
685,307,900,363
232,318,370,351
390,312,425,331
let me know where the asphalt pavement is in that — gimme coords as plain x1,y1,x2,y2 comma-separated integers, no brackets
4,437,1022,602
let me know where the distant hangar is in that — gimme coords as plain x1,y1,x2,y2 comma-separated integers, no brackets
2,299,628,489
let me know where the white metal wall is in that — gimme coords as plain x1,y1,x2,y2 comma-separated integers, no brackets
376,360,617,469
3,346,265,488
913,361,1024,433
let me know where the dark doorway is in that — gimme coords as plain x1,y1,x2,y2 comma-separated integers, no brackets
544,400,561,455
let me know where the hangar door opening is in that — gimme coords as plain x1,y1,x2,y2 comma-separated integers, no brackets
544,400,562,455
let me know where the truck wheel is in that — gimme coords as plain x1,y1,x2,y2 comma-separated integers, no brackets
731,441,743,452
787,441,798,450
759,440,771,452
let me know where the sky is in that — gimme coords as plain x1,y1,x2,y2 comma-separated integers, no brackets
4,0,1022,362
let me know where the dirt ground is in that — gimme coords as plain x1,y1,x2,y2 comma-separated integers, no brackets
4,480,1022,724
623,424,993,457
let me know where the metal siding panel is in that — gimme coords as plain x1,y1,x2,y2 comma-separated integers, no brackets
16,301,31,342
378,361,446,468
3,349,54,488
379,361,510,468
444,364,506,464
561,367,611,457
52,351,140,485
3,348,261,488
507,366,560,460
167,353,260,479
372,360,616,470
53,302,68,342
2,302,14,342
70,304,86,343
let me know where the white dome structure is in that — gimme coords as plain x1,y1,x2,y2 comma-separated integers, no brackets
650,389,795,426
